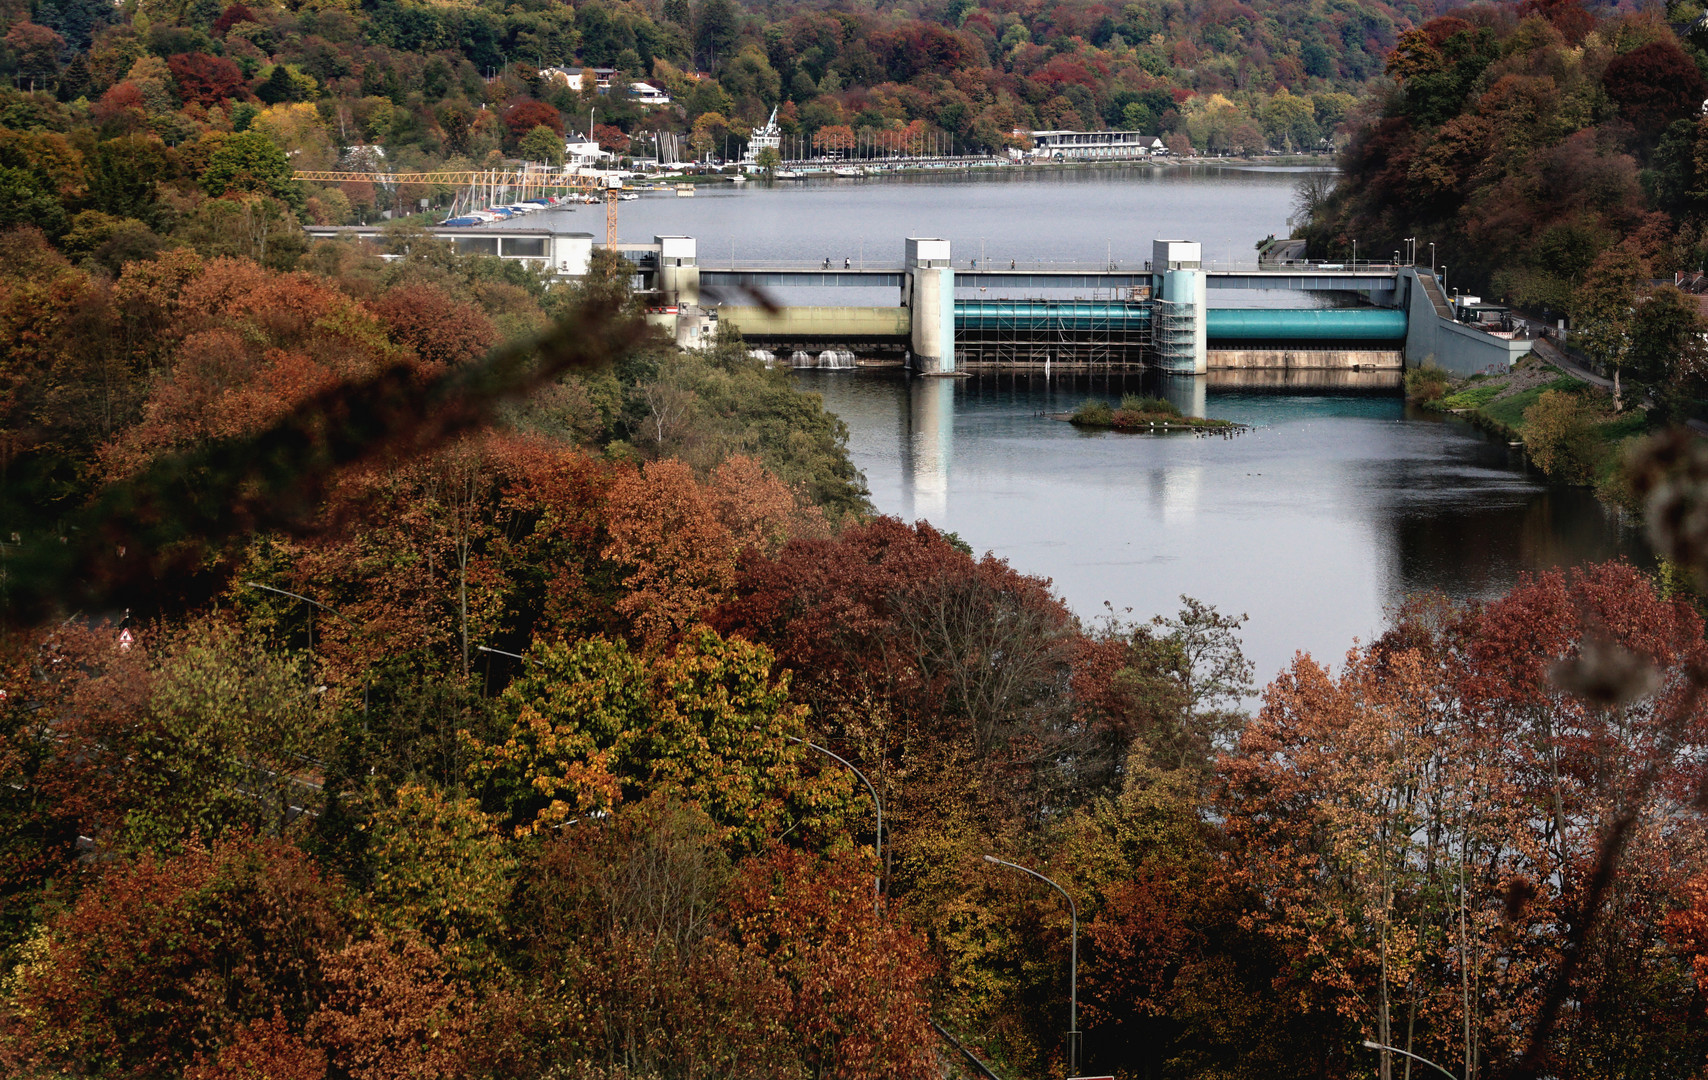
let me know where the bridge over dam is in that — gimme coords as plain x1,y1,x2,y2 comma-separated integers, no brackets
637,237,1532,377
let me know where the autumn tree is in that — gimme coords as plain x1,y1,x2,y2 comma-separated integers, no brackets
815,123,856,154
1523,388,1598,483
1221,565,1708,1080
502,99,562,141
1602,40,1707,137
168,52,247,107
4,836,344,1077
470,629,853,850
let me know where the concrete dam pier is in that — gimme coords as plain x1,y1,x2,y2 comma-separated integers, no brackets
636,237,1532,377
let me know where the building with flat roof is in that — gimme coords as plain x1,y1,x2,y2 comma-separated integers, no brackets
303,224,596,277
1029,129,1156,160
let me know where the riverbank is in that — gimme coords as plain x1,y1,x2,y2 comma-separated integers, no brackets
1408,355,1651,505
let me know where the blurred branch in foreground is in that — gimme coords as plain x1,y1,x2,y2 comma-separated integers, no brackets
0,295,648,632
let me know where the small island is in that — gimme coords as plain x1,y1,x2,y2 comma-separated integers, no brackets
1056,395,1247,434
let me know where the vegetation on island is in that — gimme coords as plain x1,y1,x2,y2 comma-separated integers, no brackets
1069,393,1242,432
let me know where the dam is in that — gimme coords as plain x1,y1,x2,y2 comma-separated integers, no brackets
636,237,1532,377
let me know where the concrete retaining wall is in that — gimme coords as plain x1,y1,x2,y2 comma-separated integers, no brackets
1208,368,1404,391
720,306,911,340
1208,348,1401,370
1398,268,1534,376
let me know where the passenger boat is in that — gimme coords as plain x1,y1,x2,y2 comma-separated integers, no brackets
674,183,696,197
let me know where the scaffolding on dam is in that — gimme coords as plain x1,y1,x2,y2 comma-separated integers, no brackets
952,294,1154,367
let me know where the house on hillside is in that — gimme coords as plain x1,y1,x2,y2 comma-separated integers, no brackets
565,137,612,168
539,66,617,92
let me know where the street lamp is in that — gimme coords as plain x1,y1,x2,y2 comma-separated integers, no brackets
789,736,882,912
1404,236,1415,265
244,580,369,720
1360,1041,1457,1080
1429,242,1436,274
983,855,1080,1075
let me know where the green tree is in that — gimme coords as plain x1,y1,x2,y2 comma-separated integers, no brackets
0,166,68,239
1573,244,1646,408
1121,101,1154,131
200,131,302,211
1522,388,1598,482
754,144,781,175
85,136,165,223
363,784,515,975
1631,284,1708,388
518,123,565,165
693,0,738,67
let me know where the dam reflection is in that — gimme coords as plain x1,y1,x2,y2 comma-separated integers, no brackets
902,377,955,521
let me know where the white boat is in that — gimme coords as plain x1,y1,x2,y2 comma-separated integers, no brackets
619,192,638,200
674,183,696,197
832,166,863,178
773,169,804,180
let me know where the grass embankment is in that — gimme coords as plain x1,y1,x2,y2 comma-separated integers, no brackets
1406,359,1650,503
1065,395,1246,434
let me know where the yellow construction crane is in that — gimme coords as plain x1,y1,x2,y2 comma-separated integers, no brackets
604,174,623,249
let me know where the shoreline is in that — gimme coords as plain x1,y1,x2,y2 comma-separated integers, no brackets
659,154,1332,187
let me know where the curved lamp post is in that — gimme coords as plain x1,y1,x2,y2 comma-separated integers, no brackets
984,855,1080,1075
244,580,369,721
788,736,882,911
1360,1040,1457,1080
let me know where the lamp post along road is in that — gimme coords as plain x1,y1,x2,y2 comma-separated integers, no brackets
1361,1041,1458,1080
244,580,369,721
788,736,882,911
983,855,1080,1075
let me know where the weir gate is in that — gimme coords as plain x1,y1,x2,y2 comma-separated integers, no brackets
636,237,1533,377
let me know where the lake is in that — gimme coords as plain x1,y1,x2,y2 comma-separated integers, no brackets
633,167,1648,684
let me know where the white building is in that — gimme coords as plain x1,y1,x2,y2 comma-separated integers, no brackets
630,81,671,106
1029,129,1156,160
565,138,613,167
538,66,616,92
741,106,782,170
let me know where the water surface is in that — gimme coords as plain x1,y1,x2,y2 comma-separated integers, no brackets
802,369,1648,687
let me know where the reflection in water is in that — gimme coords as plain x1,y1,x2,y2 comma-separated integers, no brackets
905,377,955,521
799,369,1649,684
1158,375,1207,418
1208,368,1405,392
1161,463,1204,525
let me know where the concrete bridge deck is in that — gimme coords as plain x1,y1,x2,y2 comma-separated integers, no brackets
697,265,1399,293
